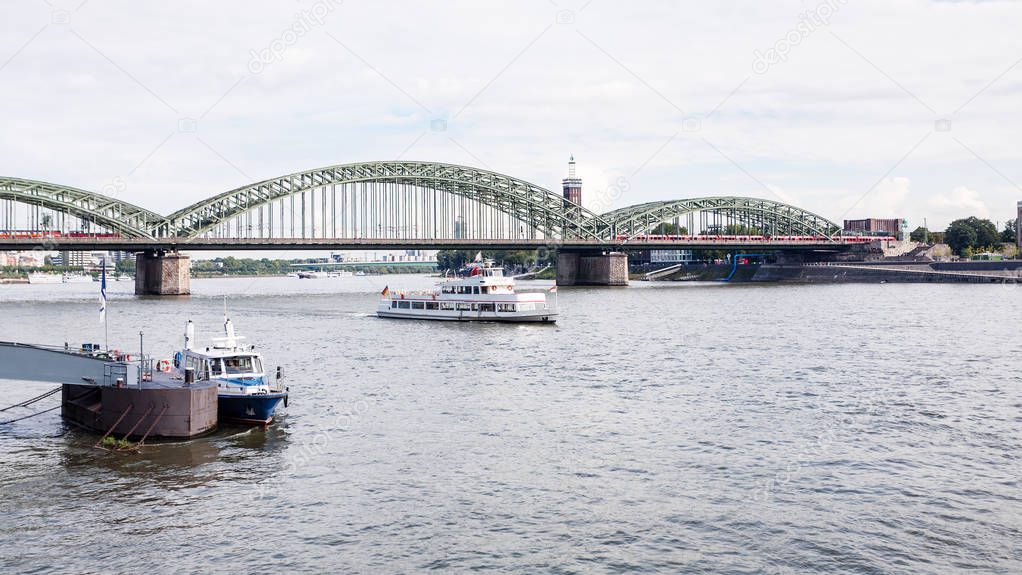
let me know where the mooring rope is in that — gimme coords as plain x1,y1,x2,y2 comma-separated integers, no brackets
0,404,61,425
137,404,169,448
93,403,133,448
0,387,61,412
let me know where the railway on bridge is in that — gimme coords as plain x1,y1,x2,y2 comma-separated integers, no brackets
0,160,870,292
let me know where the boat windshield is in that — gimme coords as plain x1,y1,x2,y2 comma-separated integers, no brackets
223,355,262,375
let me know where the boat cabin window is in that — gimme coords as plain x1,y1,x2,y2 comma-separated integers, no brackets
480,303,495,312
497,303,516,312
208,359,221,376
456,302,471,311
480,286,489,294
425,302,439,310
472,286,480,294
224,356,260,375
391,301,398,308
412,301,425,309
398,301,410,309
440,302,454,310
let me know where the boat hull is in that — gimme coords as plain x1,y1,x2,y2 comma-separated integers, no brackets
217,393,287,426
377,309,556,323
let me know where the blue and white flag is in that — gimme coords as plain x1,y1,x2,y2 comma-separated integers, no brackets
99,259,107,324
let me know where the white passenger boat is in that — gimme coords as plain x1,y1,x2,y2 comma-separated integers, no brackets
27,272,62,284
377,260,557,323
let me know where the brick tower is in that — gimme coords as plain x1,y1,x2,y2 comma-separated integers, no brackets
562,155,582,206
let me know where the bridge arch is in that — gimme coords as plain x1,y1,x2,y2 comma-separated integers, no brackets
0,177,161,239
601,197,841,240
162,161,610,240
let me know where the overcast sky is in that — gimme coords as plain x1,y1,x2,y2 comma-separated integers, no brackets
2,0,1020,231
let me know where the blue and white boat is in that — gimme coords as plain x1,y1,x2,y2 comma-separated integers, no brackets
172,318,288,426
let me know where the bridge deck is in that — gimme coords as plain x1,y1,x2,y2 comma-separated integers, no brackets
0,238,854,251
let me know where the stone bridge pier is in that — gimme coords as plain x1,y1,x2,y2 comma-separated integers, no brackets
556,251,629,286
135,250,190,295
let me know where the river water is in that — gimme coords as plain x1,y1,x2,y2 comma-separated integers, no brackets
0,276,1019,574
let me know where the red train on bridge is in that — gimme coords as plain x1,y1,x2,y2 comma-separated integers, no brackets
0,230,122,239
616,234,896,243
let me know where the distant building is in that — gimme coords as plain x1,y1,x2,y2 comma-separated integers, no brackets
562,155,582,206
843,218,908,241
650,249,694,264
1017,200,1021,249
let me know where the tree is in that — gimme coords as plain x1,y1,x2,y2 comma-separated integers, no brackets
969,217,999,249
909,226,930,242
651,222,688,235
944,217,1000,256
945,219,978,256
1002,219,1018,243
435,250,471,272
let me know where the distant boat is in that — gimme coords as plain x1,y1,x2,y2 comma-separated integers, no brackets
355,271,367,276
27,272,62,284
377,259,557,323
297,271,328,279
62,273,94,283
327,270,353,278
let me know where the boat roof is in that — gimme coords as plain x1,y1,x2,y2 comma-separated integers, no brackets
186,346,260,359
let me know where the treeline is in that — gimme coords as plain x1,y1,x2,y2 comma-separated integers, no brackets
190,257,434,276
910,217,1016,257
435,250,549,273
191,257,294,276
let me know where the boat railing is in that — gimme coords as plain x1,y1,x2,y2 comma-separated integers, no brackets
392,289,440,299
269,366,286,393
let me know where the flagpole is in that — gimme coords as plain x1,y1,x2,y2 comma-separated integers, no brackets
101,257,108,351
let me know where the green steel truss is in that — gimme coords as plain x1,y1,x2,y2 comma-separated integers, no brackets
164,161,611,240
0,177,162,239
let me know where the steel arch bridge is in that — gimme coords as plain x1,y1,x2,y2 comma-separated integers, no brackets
0,161,842,245
602,197,840,240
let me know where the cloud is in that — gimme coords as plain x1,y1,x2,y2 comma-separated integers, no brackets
928,186,990,219
827,177,911,224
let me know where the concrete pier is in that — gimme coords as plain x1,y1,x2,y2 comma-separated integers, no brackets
135,251,190,296
61,382,217,439
557,251,629,286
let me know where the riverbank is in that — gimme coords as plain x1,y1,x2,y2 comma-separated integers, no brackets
638,260,1022,284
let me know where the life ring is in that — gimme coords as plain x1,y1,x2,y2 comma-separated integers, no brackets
156,359,172,372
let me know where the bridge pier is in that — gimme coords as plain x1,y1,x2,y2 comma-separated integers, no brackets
556,251,628,286
135,251,190,296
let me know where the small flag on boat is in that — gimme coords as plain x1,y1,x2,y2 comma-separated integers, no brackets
474,251,483,262
548,285,557,293
381,286,389,297
99,258,107,324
